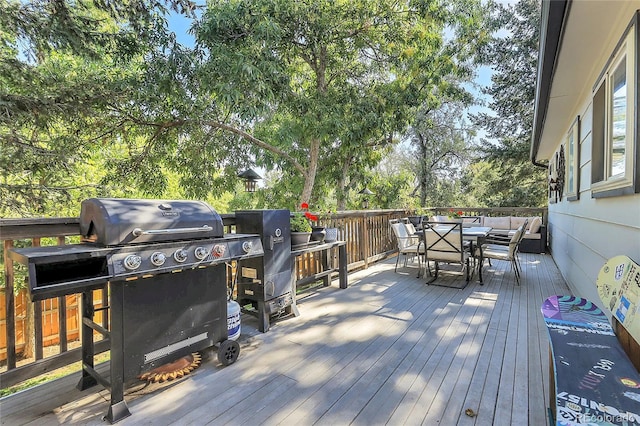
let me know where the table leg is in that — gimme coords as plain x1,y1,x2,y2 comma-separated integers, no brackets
467,241,475,279
478,246,484,285
321,249,330,287
338,244,347,289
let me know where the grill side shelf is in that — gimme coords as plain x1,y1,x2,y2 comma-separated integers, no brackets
8,245,113,301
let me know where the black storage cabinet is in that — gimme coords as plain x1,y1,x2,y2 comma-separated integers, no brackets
235,210,297,331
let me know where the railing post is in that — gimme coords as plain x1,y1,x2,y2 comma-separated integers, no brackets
4,239,16,369
362,213,370,269
57,236,68,353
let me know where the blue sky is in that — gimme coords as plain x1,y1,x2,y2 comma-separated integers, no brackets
167,9,198,46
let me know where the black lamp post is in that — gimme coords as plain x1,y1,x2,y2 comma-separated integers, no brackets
359,188,374,209
238,168,262,193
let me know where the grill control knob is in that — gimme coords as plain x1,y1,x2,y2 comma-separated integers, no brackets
150,252,166,266
194,246,209,260
212,244,226,258
123,254,142,271
242,241,253,253
173,249,188,263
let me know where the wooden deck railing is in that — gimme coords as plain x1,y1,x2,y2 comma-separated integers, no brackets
0,207,545,389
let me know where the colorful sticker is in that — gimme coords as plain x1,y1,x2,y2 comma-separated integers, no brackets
615,263,626,280
616,296,631,323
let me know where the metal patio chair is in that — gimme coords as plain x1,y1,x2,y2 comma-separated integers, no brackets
476,225,525,285
422,221,470,285
390,220,425,276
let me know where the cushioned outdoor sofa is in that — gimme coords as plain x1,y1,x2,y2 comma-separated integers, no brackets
430,215,547,254
479,216,546,254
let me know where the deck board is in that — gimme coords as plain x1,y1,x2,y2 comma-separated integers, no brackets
0,253,571,425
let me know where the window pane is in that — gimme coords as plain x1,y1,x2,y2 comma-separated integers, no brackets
568,132,574,191
610,57,626,177
592,82,605,183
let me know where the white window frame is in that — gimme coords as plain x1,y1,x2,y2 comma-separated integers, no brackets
565,116,580,200
591,19,638,197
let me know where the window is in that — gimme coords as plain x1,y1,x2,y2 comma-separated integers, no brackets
591,17,639,198
566,116,580,200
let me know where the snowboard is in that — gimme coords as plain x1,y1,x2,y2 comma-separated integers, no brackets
541,295,640,425
596,255,640,345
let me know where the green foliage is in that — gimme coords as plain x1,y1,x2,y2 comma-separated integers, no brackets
367,164,414,210
409,95,476,208
470,0,546,207
196,0,481,204
0,0,527,218
290,212,312,233
1,0,199,216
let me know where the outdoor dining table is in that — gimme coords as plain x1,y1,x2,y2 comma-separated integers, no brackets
415,225,492,283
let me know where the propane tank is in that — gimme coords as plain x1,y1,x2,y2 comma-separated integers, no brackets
227,299,241,341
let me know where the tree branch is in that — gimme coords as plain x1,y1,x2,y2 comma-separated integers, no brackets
203,120,307,177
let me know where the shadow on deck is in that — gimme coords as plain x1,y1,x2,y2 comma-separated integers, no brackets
0,253,569,425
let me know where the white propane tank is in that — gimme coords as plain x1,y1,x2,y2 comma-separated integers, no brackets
227,299,241,341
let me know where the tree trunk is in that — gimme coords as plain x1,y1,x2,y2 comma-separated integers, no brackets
418,135,429,207
301,138,321,204
336,157,352,210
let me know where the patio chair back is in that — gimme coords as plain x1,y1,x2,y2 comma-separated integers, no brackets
480,225,525,285
391,221,413,250
403,222,421,245
517,219,529,244
391,221,425,275
507,225,524,257
422,221,470,283
423,221,467,263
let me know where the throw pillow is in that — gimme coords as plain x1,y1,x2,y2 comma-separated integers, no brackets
529,216,542,234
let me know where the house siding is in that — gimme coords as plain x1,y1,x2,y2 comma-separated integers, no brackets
534,2,640,309
547,97,640,308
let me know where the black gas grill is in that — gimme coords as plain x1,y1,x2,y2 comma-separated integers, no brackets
8,198,264,423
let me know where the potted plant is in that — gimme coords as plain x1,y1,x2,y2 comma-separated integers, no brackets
447,209,464,222
321,210,339,243
291,211,313,246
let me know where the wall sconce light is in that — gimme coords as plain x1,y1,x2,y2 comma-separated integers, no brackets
549,170,558,189
238,168,262,193
359,188,374,209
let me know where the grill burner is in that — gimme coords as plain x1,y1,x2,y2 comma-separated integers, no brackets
8,198,264,423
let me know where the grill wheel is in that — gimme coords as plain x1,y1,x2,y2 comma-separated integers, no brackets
217,340,240,366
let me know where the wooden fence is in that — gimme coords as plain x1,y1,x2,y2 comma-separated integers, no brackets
0,207,546,389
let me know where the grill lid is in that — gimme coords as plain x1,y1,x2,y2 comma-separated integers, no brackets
79,198,224,246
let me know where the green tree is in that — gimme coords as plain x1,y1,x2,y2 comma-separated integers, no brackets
0,0,197,216
408,89,476,208
2,0,489,217
470,0,546,207
368,146,415,210
194,0,486,206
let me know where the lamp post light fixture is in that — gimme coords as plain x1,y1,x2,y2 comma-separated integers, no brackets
238,168,262,193
359,187,374,209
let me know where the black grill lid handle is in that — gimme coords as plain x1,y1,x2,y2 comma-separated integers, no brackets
132,225,213,237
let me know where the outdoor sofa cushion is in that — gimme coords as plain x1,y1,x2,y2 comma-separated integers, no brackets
528,216,542,234
482,216,511,231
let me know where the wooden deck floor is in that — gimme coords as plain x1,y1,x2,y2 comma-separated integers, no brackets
1,253,570,425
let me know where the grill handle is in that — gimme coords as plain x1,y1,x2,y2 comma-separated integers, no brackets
132,225,213,237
